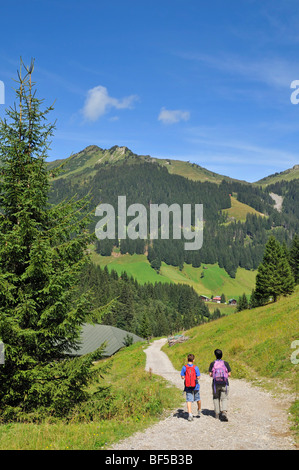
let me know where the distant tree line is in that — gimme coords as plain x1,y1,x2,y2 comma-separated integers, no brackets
79,263,211,338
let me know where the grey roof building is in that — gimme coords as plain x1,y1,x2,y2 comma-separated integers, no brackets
68,324,144,357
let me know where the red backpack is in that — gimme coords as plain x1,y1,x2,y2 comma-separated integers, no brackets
184,364,197,388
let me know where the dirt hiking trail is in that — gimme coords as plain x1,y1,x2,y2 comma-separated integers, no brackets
111,338,297,450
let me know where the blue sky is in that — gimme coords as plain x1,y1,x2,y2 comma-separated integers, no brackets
1,0,299,182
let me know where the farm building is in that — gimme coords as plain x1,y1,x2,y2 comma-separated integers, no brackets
228,298,237,305
67,324,144,358
199,295,210,302
212,296,222,303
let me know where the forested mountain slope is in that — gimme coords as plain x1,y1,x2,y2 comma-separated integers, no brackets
48,145,299,279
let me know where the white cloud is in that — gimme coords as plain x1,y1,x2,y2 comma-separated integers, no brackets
82,85,138,121
158,107,190,124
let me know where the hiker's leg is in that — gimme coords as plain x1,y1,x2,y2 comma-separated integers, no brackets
197,400,201,417
220,385,229,413
193,390,201,410
186,391,194,419
186,398,193,421
194,390,201,416
212,383,221,416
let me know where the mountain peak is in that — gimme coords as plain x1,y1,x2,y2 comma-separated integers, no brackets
108,145,133,157
84,145,103,152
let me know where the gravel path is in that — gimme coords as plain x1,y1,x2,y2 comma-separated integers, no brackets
111,338,296,450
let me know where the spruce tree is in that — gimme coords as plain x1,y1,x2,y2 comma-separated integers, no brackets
0,60,104,420
249,288,263,308
139,312,151,340
237,293,248,312
255,236,295,304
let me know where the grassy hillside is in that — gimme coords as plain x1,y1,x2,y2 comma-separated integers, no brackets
256,164,299,186
156,158,245,184
163,286,299,393
91,252,171,285
91,249,257,301
222,195,265,222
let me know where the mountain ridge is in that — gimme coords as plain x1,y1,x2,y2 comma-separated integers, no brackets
47,144,246,184
255,164,299,185
47,144,299,185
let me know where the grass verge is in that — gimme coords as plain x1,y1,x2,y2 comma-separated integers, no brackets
0,342,183,450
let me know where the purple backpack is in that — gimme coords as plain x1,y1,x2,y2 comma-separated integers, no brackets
212,360,228,392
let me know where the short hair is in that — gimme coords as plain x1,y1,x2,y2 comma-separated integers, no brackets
188,353,195,362
214,349,222,359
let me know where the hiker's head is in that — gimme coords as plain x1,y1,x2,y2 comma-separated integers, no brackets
187,354,195,363
214,349,222,359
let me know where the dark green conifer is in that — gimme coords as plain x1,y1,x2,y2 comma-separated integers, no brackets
0,60,104,420
255,236,295,303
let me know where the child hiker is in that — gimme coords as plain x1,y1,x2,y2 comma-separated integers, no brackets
209,349,231,421
180,354,201,421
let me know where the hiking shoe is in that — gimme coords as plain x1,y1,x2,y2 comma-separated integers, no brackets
188,414,193,422
197,410,201,417
215,413,220,420
221,412,228,422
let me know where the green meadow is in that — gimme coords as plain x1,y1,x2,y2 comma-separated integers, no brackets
222,195,265,222
91,250,257,301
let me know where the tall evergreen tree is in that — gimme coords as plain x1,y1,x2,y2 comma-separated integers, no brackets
0,60,104,420
139,312,151,339
117,283,135,330
237,293,248,312
154,304,169,336
255,236,295,303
